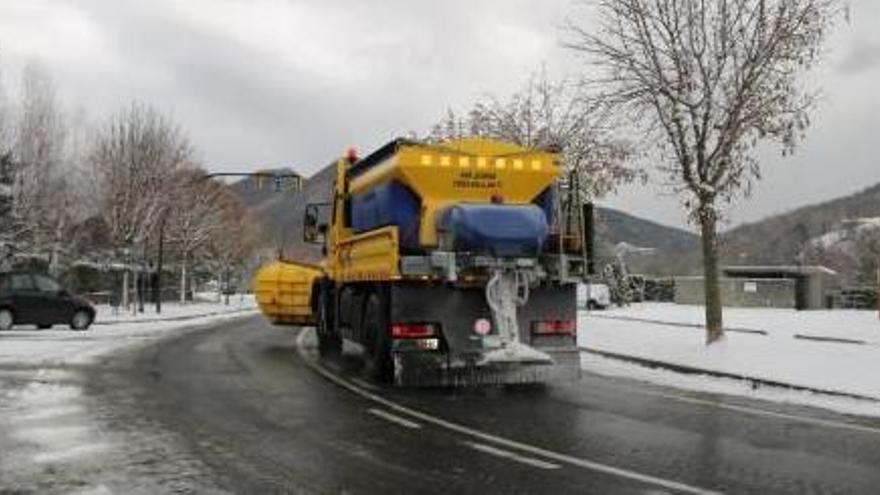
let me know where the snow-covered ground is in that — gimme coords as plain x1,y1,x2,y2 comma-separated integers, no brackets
0,296,257,366
0,297,257,493
579,303,880,417
595,302,880,343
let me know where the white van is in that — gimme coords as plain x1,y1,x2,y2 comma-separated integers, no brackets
577,283,611,310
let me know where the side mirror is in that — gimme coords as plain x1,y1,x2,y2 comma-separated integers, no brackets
304,203,330,244
304,209,318,243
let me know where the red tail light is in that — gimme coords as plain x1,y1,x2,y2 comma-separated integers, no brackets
391,323,438,339
532,320,576,335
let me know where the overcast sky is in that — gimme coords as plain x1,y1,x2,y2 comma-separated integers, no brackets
1,0,878,232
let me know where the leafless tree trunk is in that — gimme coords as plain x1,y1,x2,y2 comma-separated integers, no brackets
132,266,139,315
122,269,129,310
180,256,187,304
164,169,229,304
567,0,843,343
699,207,723,342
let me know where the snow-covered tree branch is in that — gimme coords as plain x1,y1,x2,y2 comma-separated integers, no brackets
88,102,193,307
428,70,639,201
567,0,843,343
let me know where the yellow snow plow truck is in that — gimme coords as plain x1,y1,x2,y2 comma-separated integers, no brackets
254,138,583,386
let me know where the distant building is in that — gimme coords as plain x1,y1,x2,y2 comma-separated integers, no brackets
674,265,839,310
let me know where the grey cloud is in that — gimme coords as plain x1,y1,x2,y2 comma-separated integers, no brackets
837,38,880,75
2,0,878,230
70,0,571,176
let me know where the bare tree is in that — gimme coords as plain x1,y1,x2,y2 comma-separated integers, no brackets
855,227,880,288
165,171,228,303
89,102,193,309
429,71,638,201
0,150,13,269
0,62,13,269
204,190,263,304
568,0,842,343
7,63,81,275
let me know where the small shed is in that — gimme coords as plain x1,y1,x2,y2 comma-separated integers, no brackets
674,265,838,310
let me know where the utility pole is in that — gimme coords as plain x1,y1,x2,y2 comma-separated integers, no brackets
582,202,595,277
0,154,12,272
156,214,166,314
224,264,231,306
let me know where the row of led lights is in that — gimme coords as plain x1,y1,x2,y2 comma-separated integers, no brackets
419,154,544,171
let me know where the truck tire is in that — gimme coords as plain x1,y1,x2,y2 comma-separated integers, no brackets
364,293,393,383
316,286,341,357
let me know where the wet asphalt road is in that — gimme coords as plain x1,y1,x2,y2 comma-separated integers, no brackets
87,315,880,494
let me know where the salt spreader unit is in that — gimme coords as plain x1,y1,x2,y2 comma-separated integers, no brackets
254,138,583,386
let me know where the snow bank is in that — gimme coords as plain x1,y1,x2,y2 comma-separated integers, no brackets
583,353,880,418
579,303,880,416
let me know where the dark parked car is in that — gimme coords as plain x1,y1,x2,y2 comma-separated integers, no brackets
0,271,95,331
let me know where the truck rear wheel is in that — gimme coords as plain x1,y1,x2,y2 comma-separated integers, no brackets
316,286,341,357
364,293,393,383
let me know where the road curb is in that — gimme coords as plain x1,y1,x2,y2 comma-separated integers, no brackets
579,346,880,404
793,334,868,345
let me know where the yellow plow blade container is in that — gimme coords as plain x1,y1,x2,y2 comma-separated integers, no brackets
253,261,323,326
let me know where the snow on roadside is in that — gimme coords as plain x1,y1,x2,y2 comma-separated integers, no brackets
579,304,880,417
583,353,880,418
0,299,254,494
598,302,880,343
0,297,256,367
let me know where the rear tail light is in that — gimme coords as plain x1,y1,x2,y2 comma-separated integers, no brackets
473,318,492,335
391,322,439,339
532,320,576,335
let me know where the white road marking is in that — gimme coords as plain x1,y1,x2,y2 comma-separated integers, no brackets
13,405,84,423
367,408,422,429
295,330,720,495
351,378,380,391
463,441,561,470
33,442,111,464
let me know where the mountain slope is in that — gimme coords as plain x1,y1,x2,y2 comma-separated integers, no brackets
597,207,699,254
232,164,334,264
714,183,880,283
